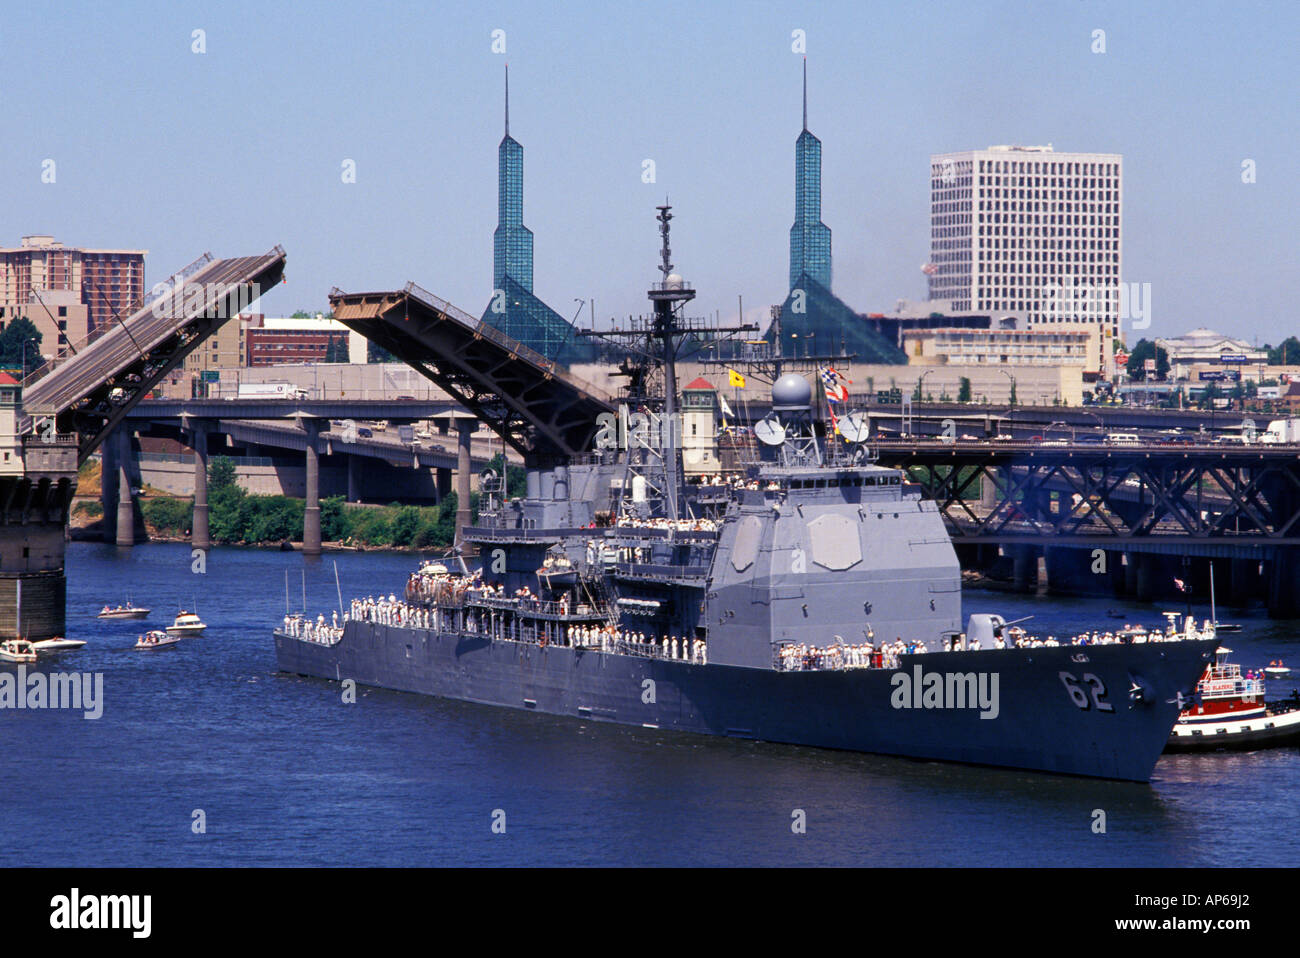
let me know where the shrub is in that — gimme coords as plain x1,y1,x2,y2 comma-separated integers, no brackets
142,497,193,534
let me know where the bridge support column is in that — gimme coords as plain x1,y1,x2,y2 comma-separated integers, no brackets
100,429,119,536
116,429,135,547
1134,554,1154,603
454,421,473,549
1122,553,1137,596
346,454,359,503
1266,549,1300,618
1229,558,1256,606
1012,546,1037,593
303,421,321,555
191,422,210,551
980,466,1000,511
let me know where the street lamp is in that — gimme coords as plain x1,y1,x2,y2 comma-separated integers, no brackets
917,368,934,403
998,369,1016,406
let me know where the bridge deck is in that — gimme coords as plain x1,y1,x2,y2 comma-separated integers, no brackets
330,283,613,462
22,247,286,461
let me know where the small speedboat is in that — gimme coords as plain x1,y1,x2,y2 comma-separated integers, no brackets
31,637,87,656
165,610,206,636
97,601,150,620
134,630,181,650
1265,662,1292,680
0,639,38,664
1212,622,1242,633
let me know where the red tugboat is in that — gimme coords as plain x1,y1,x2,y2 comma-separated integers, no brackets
1167,647,1300,751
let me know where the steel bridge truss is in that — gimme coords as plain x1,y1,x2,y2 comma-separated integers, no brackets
898,453,1300,545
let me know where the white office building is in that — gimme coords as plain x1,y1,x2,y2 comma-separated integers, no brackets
928,145,1122,376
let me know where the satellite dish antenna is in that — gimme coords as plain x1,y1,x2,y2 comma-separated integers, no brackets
838,412,870,444
754,417,786,447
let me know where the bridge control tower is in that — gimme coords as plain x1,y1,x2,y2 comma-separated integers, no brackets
0,375,79,638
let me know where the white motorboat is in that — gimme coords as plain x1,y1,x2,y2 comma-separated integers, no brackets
165,610,206,636
97,601,150,620
134,630,181,650
30,637,87,655
0,639,38,664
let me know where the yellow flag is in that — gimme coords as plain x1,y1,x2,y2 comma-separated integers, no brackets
728,368,746,389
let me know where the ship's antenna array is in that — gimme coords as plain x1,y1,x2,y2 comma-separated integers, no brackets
577,204,756,520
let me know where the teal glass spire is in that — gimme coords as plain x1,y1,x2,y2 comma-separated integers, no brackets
482,66,593,366
789,59,832,291
493,63,533,293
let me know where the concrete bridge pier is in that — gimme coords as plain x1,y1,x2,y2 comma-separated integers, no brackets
1266,549,1300,619
980,466,1001,511
346,454,360,503
100,428,119,529
303,420,322,555
1012,545,1038,593
116,429,135,547
1134,554,1154,603
190,421,210,550
1229,558,1257,606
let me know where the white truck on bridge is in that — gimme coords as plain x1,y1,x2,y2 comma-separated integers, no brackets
236,382,308,400
1261,418,1300,444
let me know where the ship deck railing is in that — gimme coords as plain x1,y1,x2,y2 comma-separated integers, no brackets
610,561,710,585
463,525,594,543
604,526,720,544
463,594,612,621
276,623,344,647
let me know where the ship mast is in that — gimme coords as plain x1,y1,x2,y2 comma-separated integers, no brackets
579,204,754,520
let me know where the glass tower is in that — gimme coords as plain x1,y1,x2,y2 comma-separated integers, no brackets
493,67,533,293
789,60,832,291
481,67,593,366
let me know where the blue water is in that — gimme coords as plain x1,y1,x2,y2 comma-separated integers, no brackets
2,541,1297,866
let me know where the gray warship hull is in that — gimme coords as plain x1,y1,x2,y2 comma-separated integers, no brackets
277,622,1217,781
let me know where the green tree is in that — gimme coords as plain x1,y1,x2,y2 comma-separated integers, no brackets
323,335,349,363
0,317,43,374
1268,337,1300,365
208,456,237,492
321,495,351,541
957,377,972,403
391,506,422,546
434,491,458,545
1125,339,1170,381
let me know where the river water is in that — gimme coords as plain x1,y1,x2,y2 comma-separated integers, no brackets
2,541,1296,867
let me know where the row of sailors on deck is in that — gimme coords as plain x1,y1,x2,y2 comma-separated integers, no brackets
615,515,719,533
693,474,781,492
351,595,439,629
787,619,1211,671
283,612,344,645
780,638,929,672
567,625,706,663
406,568,485,604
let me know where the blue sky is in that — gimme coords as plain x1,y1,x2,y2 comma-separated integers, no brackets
3,0,1296,343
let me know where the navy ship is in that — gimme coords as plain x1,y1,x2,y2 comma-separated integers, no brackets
275,206,1215,782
